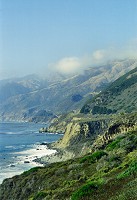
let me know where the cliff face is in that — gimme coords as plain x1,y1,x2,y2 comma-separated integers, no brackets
39,118,112,164
54,120,110,149
0,115,137,200
49,113,137,158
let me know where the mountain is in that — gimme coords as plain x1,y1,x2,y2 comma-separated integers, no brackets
41,65,137,161
0,59,136,122
81,65,137,115
0,61,137,199
0,82,31,103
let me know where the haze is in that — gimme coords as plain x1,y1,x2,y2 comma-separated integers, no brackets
0,0,137,79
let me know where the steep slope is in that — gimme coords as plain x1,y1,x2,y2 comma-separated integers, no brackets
0,113,136,200
41,112,137,162
39,66,137,162
81,66,137,115
0,65,137,200
0,59,136,122
0,82,31,103
0,74,44,88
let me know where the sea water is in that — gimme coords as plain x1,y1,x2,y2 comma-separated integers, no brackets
0,122,63,184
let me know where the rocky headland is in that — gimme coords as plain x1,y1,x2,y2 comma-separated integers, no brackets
37,112,137,165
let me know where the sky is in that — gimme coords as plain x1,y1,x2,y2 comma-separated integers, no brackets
0,0,137,79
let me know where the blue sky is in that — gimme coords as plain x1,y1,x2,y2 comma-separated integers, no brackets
0,0,137,79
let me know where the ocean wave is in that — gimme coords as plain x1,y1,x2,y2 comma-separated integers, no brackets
0,168,24,184
4,145,26,150
5,145,15,149
0,132,17,135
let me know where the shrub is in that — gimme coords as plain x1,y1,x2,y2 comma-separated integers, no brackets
22,167,42,176
117,161,137,179
80,104,91,114
80,151,107,164
92,106,115,115
118,134,137,152
33,191,47,200
107,137,124,151
71,181,98,200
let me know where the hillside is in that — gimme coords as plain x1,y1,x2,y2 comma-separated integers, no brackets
0,59,136,122
37,65,137,163
0,63,137,200
81,66,137,115
0,112,137,200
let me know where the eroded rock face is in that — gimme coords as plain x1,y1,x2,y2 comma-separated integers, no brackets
92,122,137,150
51,113,137,155
54,119,110,149
55,122,81,148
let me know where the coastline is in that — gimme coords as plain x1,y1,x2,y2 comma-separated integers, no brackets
0,121,63,184
0,144,56,184
16,143,57,165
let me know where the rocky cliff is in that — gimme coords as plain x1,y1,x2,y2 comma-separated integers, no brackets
0,112,137,200
38,112,137,165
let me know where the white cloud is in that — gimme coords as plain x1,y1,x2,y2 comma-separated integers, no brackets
49,39,137,75
92,50,105,60
49,57,83,74
49,50,108,74
54,57,82,74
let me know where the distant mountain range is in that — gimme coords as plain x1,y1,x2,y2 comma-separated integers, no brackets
0,58,137,122
81,65,137,115
0,59,137,200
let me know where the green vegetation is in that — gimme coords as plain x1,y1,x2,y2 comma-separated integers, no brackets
71,181,99,200
0,66,137,199
80,151,107,164
1,59,136,122
81,66,137,115
22,167,43,176
80,104,91,114
106,136,124,150
33,192,47,200
117,161,137,179
92,106,116,115
0,126,137,200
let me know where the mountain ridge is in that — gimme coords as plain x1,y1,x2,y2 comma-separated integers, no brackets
0,58,136,122
0,60,137,199
81,65,137,115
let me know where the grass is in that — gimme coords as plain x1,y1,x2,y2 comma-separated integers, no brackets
79,151,107,164
0,127,137,200
106,136,124,151
22,167,42,176
33,191,47,200
71,181,99,200
117,161,137,179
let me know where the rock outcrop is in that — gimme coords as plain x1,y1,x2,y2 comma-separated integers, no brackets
53,119,110,149
38,112,137,164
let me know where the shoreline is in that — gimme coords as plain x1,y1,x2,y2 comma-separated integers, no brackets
0,144,57,184
16,143,57,165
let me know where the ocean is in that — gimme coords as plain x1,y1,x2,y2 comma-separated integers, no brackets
0,122,63,184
